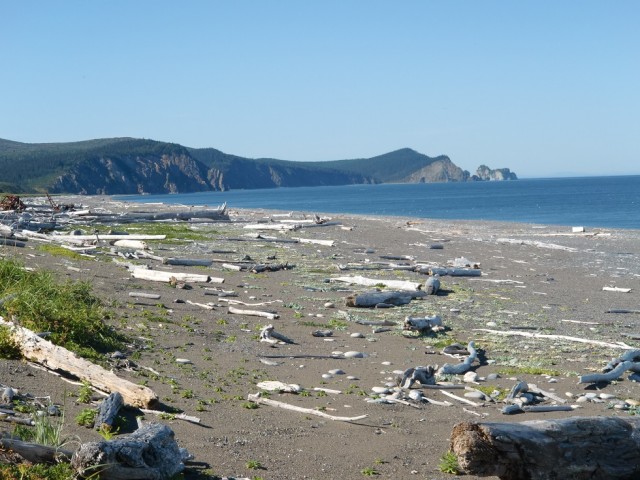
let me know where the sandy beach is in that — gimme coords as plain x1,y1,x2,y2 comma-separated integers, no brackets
2,195,640,479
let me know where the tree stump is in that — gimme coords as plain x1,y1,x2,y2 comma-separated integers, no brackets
71,422,184,480
451,416,640,479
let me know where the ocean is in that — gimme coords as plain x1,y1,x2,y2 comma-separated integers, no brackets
117,175,640,230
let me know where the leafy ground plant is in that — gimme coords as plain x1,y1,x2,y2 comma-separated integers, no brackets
439,450,461,475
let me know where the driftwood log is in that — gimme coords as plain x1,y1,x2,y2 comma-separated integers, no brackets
331,275,423,291
72,422,184,480
130,268,223,284
403,315,443,332
451,416,640,480
0,437,74,464
95,392,124,430
346,290,427,308
0,317,158,408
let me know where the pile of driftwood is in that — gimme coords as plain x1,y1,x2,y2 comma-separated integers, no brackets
0,316,194,477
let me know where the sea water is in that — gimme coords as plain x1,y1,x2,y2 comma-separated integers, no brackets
116,175,640,230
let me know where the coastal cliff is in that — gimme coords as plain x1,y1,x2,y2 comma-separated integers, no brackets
0,138,517,194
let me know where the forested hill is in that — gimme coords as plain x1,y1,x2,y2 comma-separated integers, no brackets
0,138,516,194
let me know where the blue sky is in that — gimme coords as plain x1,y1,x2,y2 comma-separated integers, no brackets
2,1,638,178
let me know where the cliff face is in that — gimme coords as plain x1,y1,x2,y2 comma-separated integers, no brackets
474,165,518,181
0,137,518,194
400,158,471,183
50,153,213,195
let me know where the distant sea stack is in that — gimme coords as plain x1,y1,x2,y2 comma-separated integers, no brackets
473,165,518,181
0,138,517,194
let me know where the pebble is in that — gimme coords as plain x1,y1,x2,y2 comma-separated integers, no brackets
614,403,628,410
576,396,589,403
321,374,333,379
343,351,367,358
175,358,192,364
371,386,390,394
350,332,365,338
346,375,359,381
381,361,392,366
392,370,405,375
486,321,497,327
599,393,616,400
408,390,423,401
463,371,479,383
328,369,345,375
312,330,333,337
625,398,640,406
584,392,598,399
324,302,335,308
486,373,500,381
47,405,61,416
565,392,575,398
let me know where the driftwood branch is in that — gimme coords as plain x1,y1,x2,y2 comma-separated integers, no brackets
451,417,640,480
247,393,367,422
228,306,279,320
438,341,477,375
474,328,633,350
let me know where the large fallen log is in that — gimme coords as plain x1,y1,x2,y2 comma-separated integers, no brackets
0,437,74,464
346,290,427,308
130,268,222,284
0,317,158,408
72,422,184,480
331,275,422,291
451,416,640,480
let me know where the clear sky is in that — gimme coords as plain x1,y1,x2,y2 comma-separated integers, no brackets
2,1,638,178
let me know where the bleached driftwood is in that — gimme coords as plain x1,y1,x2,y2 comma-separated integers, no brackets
424,275,441,294
243,223,300,231
186,300,215,310
131,268,223,284
603,286,632,293
346,290,427,308
403,315,443,333
247,393,367,422
128,292,161,300
256,381,302,393
72,422,184,480
496,237,578,252
54,234,167,241
438,341,477,375
292,237,335,246
451,417,640,480
474,328,633,350
423,267,482,277
112,239,149,250
259,324,295,344
0,317,158,408
441,390,481,407
139,408,201,425
222,263,243,271
228,306,279,320
331,275,422,291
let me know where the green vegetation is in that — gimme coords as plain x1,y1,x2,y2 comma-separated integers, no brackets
0,325,22,359
75,408,98,427
0,258,126,362
245,460,263,470
439,450,461,475
37,244,88,260
361,466,380,476
0,462,75,480
497,366,562,377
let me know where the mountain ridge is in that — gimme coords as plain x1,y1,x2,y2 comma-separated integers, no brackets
0,137,517,194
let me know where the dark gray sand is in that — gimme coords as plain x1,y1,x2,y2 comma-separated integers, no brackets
2,195,640,479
